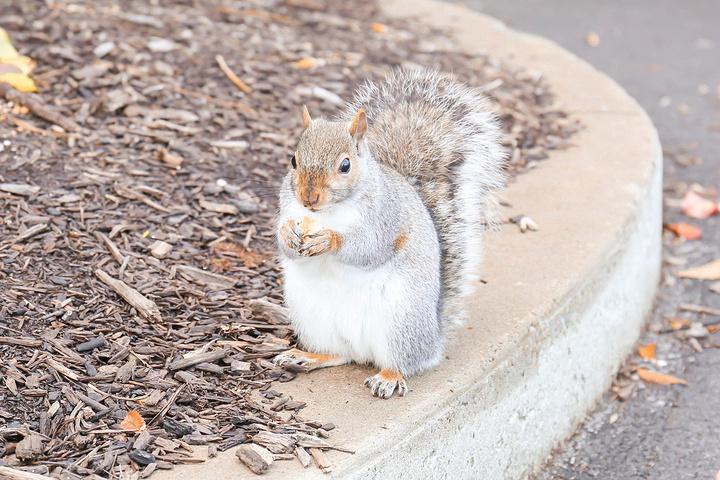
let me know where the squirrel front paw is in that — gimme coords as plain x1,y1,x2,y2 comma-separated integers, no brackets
279,220,304,254
364,369,408,399
298,229,342,257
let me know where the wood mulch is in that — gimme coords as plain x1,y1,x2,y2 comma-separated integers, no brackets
0,0,580,478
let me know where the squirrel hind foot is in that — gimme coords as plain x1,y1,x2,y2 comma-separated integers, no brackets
273,348,347,372
364,369,408,399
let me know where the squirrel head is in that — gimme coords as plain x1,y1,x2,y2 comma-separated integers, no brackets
289,106,368,211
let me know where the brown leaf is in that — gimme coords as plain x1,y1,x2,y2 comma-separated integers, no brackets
681,191,718,219
213,241,266,268
636,368,687,386
120,409,147,432
668,317,691,330
637,343,656,360
664,222,701,240
677,259,720,280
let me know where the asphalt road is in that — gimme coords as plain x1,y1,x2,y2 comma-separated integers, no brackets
454,1,720,479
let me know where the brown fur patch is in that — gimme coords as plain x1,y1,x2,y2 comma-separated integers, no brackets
378,369,404,382
348,108,367,137
328,231,342,252
289,348,341,364
296,170,328,208
393,232,408,252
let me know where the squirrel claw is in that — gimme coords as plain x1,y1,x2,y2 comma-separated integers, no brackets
273,350,311,373
364,370,407,399
273,348,347,372
298,231,331,257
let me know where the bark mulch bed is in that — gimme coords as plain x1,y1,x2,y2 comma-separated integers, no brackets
0,0,580,478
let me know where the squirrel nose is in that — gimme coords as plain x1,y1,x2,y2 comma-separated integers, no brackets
303,191,320,209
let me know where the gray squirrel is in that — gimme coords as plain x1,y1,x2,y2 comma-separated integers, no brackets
274,69,506,398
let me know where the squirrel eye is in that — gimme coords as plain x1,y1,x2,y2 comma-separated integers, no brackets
290,154,297,169
339,157,351,174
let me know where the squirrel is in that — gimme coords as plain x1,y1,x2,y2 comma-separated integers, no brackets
274,69,506,399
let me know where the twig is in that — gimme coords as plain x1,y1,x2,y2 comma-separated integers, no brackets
0,82,81,132
680,303,720,317
0,466,52,480
168,349,228,370
215,54,252,93
150,384,185,426
95,269,162,322
94,231,124,265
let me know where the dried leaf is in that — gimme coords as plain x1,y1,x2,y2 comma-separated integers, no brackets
664,222,701,240
0,28,37,92
637,343,656,360
681,191,718,219
585,32,600,47
677,259,720,280
668,318,691,330
294,57,321,69
636,368,687,386
371,22,387,33
213,241,266,268
120,409,147,432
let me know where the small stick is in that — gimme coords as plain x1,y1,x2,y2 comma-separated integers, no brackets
94,231,124,265
95,269,162,322
0,466,52,480
680,303,720,317
215,55,252,93
0,83,81,132
168,349,228,370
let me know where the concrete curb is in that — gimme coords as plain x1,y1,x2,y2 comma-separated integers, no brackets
154,1,662,479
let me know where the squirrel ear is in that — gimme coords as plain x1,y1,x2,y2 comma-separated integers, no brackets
348,108,367,140
301,105,312,129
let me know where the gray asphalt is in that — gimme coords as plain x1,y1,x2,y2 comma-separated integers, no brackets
453,1,720,479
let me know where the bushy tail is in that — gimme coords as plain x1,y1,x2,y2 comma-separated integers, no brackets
342,68,507,326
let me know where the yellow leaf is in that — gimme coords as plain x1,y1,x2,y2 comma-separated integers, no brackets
636,368,687,386
0,28,19,58
677,258,720,280
119,409,147,432
0,55,35,75
637,343,656,360
0,72,38,92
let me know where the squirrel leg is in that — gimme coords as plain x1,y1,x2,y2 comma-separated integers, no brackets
364,369,408,399
274,348,348,372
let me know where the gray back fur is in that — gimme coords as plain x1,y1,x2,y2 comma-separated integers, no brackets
339,69,507,325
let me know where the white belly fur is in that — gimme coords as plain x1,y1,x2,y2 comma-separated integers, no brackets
280,200,403,368
282,255,404,368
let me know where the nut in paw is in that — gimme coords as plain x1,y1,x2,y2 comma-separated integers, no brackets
364,369,408,399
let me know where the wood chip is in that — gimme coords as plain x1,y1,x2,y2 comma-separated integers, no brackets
236,443,274,474
309,447,332,473
150,240,173,258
